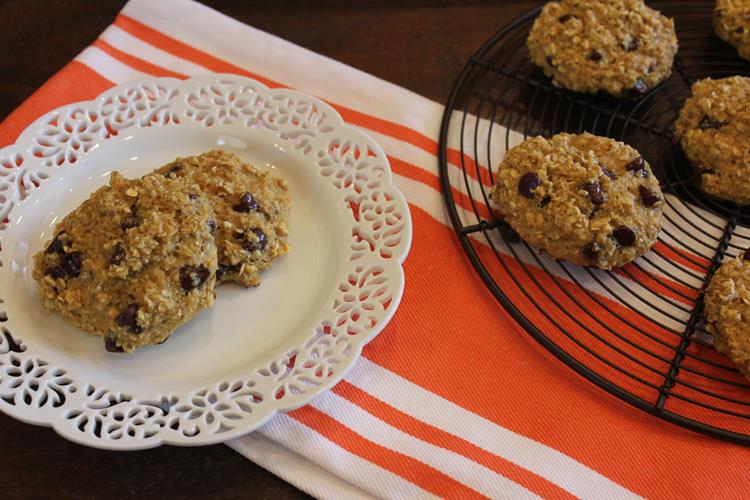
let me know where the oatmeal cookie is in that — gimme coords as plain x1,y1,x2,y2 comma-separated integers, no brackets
704,250,750,381
714,0,750,61
527,0,678,97
490,133,663,269
674,76,750,204
157,150,290,288
33,172,218,353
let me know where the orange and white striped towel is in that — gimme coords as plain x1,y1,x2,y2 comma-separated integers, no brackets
3,0,750,498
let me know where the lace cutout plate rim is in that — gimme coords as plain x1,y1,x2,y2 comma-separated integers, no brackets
0,74,412,449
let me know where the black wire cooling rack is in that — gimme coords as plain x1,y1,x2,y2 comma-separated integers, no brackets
438,1,750,444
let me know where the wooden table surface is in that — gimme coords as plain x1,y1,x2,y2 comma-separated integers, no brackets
0,0,540,497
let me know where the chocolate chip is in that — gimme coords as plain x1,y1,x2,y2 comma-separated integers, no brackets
625,37,639,52
699,115,728,130
582,242,601,261
559,14,572,22
115,304,142,334
207,219,217,233
630,79,648,96
61,251,82,278
613,226,636,246
625,156,648,177
518,172,540,198
546,56,555,67
638,185,661,207
540,195,552,208
696,165,715,177
601,166,617,180
498,221,521,243
216,263,240,281
239,228,268,252
120,213,139,230
163,165,180,178
44,244,82,278
179,265,211,291
253,228,268,249
744,248,750,261
233,192,260,212
104,338,124,353
109,243,125,266
583,182,604,205
46,233,66,254
736,27,744,34
589,50,603,62
188,193,198,200
44,266,65,279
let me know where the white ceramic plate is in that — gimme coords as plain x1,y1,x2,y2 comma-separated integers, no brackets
0,74,411,449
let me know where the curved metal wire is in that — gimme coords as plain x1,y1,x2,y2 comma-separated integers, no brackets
438,2,750,445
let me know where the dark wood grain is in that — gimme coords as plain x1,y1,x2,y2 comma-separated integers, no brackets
0,0,541,118
0,0,538,497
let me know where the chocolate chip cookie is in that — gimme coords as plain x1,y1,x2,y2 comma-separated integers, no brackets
490,133,663,269
674,76,750,205
704,249,750,381
527,0,678,97
33,172,218,352
714,0,750,61
157,150,290,288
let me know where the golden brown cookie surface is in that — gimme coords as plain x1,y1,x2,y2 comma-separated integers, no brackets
33,172,218,352
674,76,750,204
490,133,663,269
704,251,750,381
714,0,750,61
527,0,678,97
158,150,290,288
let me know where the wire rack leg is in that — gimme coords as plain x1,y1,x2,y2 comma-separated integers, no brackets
655,214,738,409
